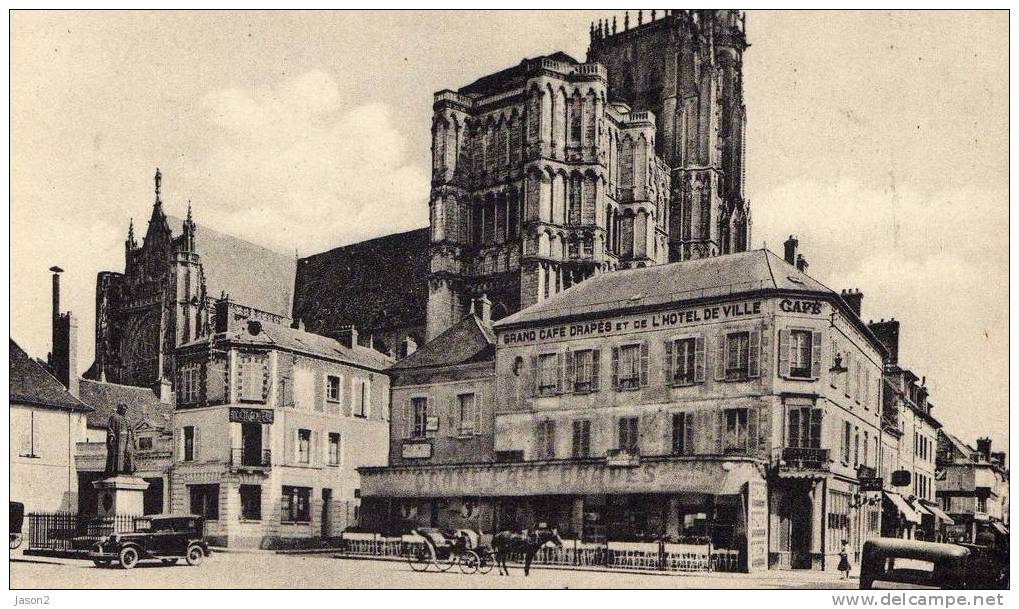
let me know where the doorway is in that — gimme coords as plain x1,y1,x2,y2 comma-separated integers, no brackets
321,488,333,538
779,491,813,569
241,423,262,466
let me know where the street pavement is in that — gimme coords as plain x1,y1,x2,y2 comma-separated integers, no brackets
10,551,860,589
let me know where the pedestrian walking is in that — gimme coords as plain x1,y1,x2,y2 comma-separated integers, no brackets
838,540,852,579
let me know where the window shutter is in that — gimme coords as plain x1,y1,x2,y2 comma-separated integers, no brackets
778,329,790,378
789,409,801,448
845,353,853,398
664,340,674,385
811,330,823,379
427,397,435,436
611,346,619,389
291,429,299,464
694,336,706,383
748,408,760,454
714,334,726,381
639,342,649,387
810,410,822,448
556,352,564,393
365,380,372,419
564,350,575,393
405,401,412,438
194,427,201,462
715,410,724,454
591,349,601,391
448,396,457,437
529,355,539,397
475,392,483,435
748,329,761,378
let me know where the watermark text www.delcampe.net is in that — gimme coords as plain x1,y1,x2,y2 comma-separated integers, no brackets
832,594,1006,607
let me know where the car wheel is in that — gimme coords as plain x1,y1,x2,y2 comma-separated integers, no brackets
186,545,205,566
92,560,110,569
119,546,140,569
161,559,179,566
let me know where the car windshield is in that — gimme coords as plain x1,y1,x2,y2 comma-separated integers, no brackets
150,518,195,532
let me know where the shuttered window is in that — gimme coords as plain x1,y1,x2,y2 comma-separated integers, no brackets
671,412,693,456
536,420,556,460
665,337,702,386
788,407,823,448
568,349,600,393
618,417,639,453
410,397,428,438
571,420,591,458
613,343,646,390
457,393,476,436
537,353,561,396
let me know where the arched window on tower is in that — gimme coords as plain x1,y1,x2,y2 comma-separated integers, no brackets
568,94,582,145
527,92,541,141
620,137,634,189
497,124,509,168
568,175,582,225
508,191,520,239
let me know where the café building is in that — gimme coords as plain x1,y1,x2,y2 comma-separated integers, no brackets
360,247,888,571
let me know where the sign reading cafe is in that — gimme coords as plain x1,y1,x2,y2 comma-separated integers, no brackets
502,300,766,346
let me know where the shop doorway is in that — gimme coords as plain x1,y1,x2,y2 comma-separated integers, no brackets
321,488,333,538
779,492,813,569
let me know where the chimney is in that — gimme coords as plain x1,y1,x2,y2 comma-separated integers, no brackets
976,437,992,462
335,324,358,348
474,294,492,324
213,294,232,333
402,335,418,358
783,235,798,265
47,266,79,397
795,253,809,273
841,288,864,318
868,318,900,366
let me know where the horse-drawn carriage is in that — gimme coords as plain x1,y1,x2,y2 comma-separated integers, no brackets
10,502,24,550
406,528,495,574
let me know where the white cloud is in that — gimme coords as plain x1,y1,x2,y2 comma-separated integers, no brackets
194,70,429,253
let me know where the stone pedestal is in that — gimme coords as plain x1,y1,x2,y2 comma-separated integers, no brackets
92,475,149,518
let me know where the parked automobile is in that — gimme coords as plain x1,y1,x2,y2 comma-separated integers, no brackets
10,502,24,550
860,538,970,589
89,514,210,569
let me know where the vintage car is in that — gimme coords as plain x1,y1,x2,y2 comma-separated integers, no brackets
860,538,970,589
89,514,211,569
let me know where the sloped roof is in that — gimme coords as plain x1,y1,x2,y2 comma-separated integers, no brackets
942,432,977,461
292,227,429,342
181,320,392,372
495,249,834,328
459,52,580,96
79,379,168,431
166,216,296,318
9,339,90,411
388,314,495,372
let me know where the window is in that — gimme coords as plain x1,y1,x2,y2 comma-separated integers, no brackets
842,422,852,463
569,97,582,144
977,496,987,513
183,426,195,462
618,417,639,453
410,397,428,438
239,355,267,402
240,485,261,521
328,433,341,466
297,429,311,464
281,486,311,523
178,364,200,404
458,393,476,435
137,436,153,451
788,407,823,449
724,331,752,381
536,420,555,460
571,420,591,458
672,412,693,456
189,484,219,520
537,353,560,396
666,337,702,385
570,349,600,393
863,430,870,467
614,343,645,390
723,408,751,454
327,375,341,402
789,330,812,378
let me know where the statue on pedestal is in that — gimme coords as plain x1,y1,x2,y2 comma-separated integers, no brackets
104,403,135,475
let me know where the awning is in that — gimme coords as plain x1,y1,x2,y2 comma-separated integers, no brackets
990,521,1008,536
884,492,923,524
922,503,955,525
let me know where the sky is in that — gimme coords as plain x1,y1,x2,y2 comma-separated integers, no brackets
9,10,1008,454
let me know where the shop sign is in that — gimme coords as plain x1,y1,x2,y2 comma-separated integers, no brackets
228,407,274,424
859,477,884,492
401,442,433,460
745,480,768,572
891,470,912,487
501,300,764,346
778,299,823,315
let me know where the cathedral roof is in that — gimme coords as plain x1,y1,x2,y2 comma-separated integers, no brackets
79,379,168,431
496,249,833,328
459,51,580,96
292,227,430,347
166,216,296,319
9,339,91,412
388,314,495,372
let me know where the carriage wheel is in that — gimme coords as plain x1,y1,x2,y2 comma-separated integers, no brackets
436,549,455,572
458,550,480,575
477,549,494,574
407,544,432,572
9,534,22,550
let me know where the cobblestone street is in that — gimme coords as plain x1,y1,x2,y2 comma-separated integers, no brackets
11,552,859,589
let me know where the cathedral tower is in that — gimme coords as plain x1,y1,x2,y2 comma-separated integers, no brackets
588,9,750,261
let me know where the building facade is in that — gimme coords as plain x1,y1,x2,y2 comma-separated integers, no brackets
363,246,887,572
937,433,1009,543
10,339,92,514
169,309,390,548
87,169,297,392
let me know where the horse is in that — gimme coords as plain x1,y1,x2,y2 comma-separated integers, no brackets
491,527,563,576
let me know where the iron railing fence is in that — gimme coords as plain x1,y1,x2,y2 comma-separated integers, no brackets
27,512,142,553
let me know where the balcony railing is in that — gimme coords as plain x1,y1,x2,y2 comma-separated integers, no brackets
781,447,830,471
230,448,271,470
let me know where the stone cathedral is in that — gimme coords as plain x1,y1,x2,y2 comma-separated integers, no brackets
425,9,750,340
